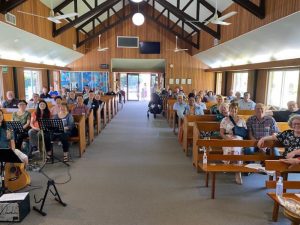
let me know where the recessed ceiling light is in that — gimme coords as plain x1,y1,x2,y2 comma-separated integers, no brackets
131,0,143,2
14,39,19,42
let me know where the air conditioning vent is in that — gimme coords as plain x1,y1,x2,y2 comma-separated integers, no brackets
117,36,139,48
5,13,16,26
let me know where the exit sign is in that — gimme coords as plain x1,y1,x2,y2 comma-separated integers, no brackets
2,66,8,73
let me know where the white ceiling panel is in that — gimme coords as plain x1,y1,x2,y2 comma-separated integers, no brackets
0,22,83,67
194,12,300,68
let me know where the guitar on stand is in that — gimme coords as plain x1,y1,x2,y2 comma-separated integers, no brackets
2,125,30,192
4,162,30,192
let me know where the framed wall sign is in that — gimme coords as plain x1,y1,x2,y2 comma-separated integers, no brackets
169,78,174,85
187,78,192,85
181,78,186,85
175,79,180,84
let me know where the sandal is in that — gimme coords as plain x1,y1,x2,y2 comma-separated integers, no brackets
63,155,69,162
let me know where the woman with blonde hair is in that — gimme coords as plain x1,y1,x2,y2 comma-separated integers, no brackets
220,103,247,184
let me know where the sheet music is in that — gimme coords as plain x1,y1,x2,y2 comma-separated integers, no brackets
0,192,28,201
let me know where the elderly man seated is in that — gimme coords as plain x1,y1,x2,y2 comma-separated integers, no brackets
238,92,256,110
2,91,19,108
245,103,280,156
272,101,300,122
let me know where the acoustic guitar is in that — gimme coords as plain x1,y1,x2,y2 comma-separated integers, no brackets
4,163,31,191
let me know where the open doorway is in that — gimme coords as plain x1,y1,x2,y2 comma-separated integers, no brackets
120,73,159,101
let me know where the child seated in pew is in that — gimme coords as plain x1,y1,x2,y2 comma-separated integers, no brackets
258,114,300,159
220,103,247,185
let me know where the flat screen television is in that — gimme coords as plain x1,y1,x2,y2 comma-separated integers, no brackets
139,41,160,54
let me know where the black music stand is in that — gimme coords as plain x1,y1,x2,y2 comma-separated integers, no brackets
38,119,69,167
6,121,24,134
33,119,67,216
0,148,23,196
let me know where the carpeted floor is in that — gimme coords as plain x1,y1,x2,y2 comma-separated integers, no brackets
12,101,291,225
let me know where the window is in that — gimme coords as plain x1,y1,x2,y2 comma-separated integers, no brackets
267,70,299,108
215,72,222,95
232,72,248,95
24,70,42,101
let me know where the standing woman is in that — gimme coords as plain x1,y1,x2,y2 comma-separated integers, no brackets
12,100,31,154
219,103,247,185
28,100,52,154
0,109,28,165
53,102,74,162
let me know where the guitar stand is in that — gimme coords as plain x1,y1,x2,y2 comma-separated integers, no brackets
33,177,67,216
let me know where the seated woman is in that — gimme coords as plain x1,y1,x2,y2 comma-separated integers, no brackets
210,95,224,114
185,96,205,115
71,95,89,118
258,114,300,159
50,96,63,117
0,109,28,165
53,102,74,162
220,103,247,185
216,103,229,121
12,100,31,154
28,100,52,154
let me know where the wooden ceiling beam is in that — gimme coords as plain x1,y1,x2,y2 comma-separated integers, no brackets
155,0,220,39
53,0,121,37
0,0,27,14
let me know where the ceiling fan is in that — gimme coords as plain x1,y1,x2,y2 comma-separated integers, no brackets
187,0,237,26
97,35,109,52
17,0,78,24
168,36,188,53
204,0,237,25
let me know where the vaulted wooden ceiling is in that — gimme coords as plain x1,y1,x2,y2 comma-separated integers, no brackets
1,0,266,50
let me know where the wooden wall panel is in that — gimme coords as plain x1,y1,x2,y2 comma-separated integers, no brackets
2,67,14,99
0,0,84,54
68,17,214,93
16,67,25,100
255,70,268,104
193,0,300,54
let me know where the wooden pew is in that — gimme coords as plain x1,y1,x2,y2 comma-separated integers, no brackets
3,113,87,157
87,110,94,143
196,139,282,199
182,115,217,156
166,99,176,125
277,122,289,132
205,102,217,110
265,160,300,222
94,103,104,135
238,110,255,115
192,121,221,169
101,96,112,123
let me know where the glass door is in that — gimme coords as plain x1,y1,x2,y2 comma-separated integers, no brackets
127,74,139,101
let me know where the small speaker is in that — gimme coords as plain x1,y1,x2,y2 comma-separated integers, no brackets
117,36,139,48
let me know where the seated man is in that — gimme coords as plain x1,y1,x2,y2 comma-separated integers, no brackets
40,87,51,99
246,103,280,156
48,86,59,98
2,91,19,108
27,93,39,109
272,101,300,122
67,91,77,105
173,95,187,119
238,92,256,110
84,91,99,118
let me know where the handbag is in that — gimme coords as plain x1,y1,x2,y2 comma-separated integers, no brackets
229,116,248,139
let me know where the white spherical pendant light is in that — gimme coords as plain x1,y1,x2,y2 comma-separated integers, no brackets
132,12,145,26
